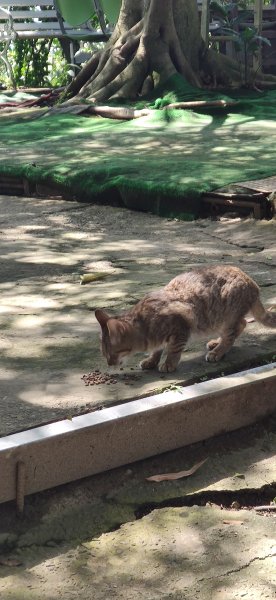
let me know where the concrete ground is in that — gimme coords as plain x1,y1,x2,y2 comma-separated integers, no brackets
0,194,275,436
0,413,275,599
0,195,276,599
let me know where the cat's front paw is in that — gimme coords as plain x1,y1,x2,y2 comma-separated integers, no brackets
205,350,221,363
140,358,156,370
158,361,177,373
206,338,220,351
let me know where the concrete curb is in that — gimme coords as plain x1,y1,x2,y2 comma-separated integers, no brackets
0,363,275,506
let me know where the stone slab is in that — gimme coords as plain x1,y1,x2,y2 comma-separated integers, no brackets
1,506,275,600
0,196,276,436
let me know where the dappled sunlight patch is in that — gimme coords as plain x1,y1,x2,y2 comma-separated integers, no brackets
44,282,77,292
5,295,58,310
0,368,15,380
19,225,48,232
14,253,78,266
98,239,155,252
249,119,276,130
5,345,46,359
1,102,276,215
211,145,233,153
12,315,47,330
19,387,58,406
62,231,94,240
2,235,104,265
0,305,18,314
1,227,51,241
78,505,275,596
17,371,94,407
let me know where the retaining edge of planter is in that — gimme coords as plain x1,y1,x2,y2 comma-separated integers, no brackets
0,363,275,505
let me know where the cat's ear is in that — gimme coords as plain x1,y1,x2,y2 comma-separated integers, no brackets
95,309,110,328
106,319,128,345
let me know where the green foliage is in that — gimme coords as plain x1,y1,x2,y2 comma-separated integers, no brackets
46,41,73,87
210,1,271,85
13,38,51,87
1,36,105,88
0,38,71,88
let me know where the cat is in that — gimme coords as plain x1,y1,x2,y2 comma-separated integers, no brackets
95,265,276,373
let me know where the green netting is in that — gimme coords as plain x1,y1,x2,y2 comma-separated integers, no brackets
151,74,235,106
151,73,276,115
0,76,276,219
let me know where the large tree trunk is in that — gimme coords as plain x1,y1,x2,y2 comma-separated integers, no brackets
66,0,276,103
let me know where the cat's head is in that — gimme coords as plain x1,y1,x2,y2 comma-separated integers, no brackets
95,309,134,367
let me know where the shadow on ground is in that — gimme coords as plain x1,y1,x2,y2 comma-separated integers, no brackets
0,413,275,600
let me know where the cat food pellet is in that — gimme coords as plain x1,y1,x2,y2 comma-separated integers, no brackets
81,371,139,386
81,371,119,386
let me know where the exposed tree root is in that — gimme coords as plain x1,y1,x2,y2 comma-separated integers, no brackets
64,0,276,105
65,0,201,103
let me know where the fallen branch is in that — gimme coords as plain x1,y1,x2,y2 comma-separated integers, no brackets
87,105,152,119
84,99,239,120
165,100,239,109
254,504,276,511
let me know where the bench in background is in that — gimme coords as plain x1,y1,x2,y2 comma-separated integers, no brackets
0,0,114,87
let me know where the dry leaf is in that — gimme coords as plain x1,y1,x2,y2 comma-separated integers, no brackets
0,558,22,567
80,272,112,285
223,520,244,526
146,458,207,482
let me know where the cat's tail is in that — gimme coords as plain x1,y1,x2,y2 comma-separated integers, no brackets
251,298,276,328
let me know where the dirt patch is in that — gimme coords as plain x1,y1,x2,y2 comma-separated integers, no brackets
0,412,275,599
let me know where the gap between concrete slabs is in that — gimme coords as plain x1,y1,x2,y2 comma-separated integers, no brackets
0,363,275,505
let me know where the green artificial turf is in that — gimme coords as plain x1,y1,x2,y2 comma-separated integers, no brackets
1,74,276,219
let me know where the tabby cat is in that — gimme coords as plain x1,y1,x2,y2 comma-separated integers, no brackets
95,265,276,373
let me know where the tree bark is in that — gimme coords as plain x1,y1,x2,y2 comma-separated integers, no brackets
65,0,276,103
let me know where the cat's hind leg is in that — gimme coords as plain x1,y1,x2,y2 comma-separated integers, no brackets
205,318,246,362
140,349,163,370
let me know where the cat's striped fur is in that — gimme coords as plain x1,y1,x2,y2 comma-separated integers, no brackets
95,265,276,372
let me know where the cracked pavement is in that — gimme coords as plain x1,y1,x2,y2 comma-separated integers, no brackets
3,506,275,600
